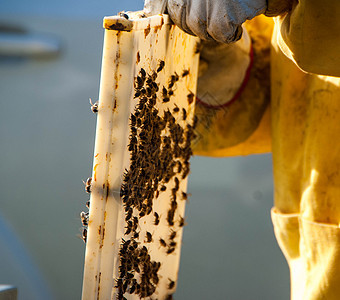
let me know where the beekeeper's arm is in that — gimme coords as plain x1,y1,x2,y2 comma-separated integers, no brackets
165,0,273,156
267,0,340,77
166,2,340,300
266,1,340,300
193,16,272,157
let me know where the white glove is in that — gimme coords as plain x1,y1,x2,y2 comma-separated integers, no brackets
166,0,266,43
197,26,253,107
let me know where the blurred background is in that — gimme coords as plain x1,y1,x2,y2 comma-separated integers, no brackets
0,1,289,299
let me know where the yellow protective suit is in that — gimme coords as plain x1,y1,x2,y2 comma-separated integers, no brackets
193,2,340,299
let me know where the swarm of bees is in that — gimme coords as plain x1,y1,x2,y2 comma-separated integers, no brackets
79,177,92,243
82,59,196,299
114,61,197,299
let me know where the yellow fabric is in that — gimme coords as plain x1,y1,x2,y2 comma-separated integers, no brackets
272,0,340,77
270,28,340,299
272,209,340,300
199,105,271,157
270,32,340,222
193,9,340,300
193,16,273,157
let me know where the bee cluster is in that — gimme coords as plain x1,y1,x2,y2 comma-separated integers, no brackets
115,61,196,299
80,177,92,243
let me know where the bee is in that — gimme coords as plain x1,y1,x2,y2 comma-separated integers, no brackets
119,12,129,19
182,166,190,179
163,97,170,103
167,211,175,226
182,69,189,77
139,131,147,139
174,177,179,190
129,279,138,294
151,81,158,91
140,68,146,79
80,211,89,226
169,241,177,247
168,90,174,96
146,87,153,97
168,279,175,289
132,217,138,231
159,238,167,247
89,98,99,113
179,216,186,227
130,114,136,126
151,71,158,81
146,76,153,86
146,206,153,216
130,126,137,136
135,110,141,118
181,191,188,200
134,87,146,98
168,76,176,89
115,278,123,289
187,92,194,104
83,177,92,194
134,90,141,98
166,247,175,255
154,212,160,225
153,261,161,271
160,185,166,192
170,200,177,210
121,238,131,249
162,86,168,97
82,228,87,243
133,262,140,273
86,200,90,208
129,136,137,149
173,105,180,113
129,240,138,251
126,261,133,272
125,221,133,235
119,246,127,256
146,232,152,243
136,75,145,88
125,207,133,221
152,274,159,285
182,108,187,121
169,230,176,240
157,60,165,73
140,245,148,255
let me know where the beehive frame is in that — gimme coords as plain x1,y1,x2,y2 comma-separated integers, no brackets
81,11,200,300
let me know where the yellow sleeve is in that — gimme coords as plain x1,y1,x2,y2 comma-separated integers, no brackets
192,16,273,157
270,17,340,299
270,0,340,77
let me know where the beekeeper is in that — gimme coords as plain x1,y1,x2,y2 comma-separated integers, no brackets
165,0,340,299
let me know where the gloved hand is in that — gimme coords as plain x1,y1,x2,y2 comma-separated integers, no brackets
166,0,266,43
196,25,252,107
191,16,272,156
